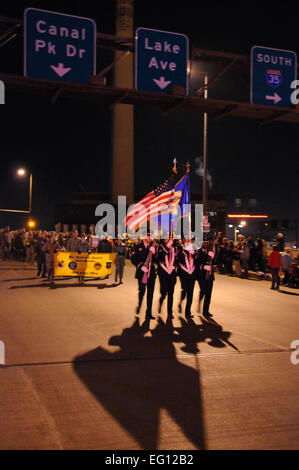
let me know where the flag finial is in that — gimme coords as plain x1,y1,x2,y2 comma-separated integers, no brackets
173,157,177,174
186,161,190,173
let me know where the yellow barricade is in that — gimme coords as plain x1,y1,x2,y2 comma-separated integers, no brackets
54,252,116,278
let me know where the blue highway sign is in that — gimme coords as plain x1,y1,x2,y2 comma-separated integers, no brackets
135,27,189,95
251,45,297,107
24,8,96,83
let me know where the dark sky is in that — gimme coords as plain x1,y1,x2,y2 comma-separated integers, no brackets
0,1,299,229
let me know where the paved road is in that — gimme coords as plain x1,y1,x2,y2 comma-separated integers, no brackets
0,260,299,450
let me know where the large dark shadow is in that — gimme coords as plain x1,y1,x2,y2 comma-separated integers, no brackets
73,316,238,450
176,316,240,353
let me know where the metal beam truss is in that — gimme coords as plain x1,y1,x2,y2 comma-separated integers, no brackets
0,15,299,125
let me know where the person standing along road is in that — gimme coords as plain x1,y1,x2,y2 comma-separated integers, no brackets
25,231,36,265
113,239,127,284
233,241,242,278
224,241,234,275
240,240,250,278
0,228,8,261
255,238,266,273
215,235,225,274
97,236,113,253
276,233,285,252
77,234,90,285
268,245,281,290
66,231,80,252
247,236,256,271
281,247,294,285
88,233,99,253
36,231,48,277
42,234,59,285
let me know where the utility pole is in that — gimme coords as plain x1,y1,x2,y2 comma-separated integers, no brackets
203,74,208,216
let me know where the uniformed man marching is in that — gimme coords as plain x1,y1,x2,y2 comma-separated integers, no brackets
42,234,59,285
157,238,177,319
131,233,157,320
196,239,215,319
113,238,127,284
77,234,90,285
177,238,197,318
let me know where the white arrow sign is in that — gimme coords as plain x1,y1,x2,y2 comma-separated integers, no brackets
153,76,172,90
50,63,72,78
265,93,282,104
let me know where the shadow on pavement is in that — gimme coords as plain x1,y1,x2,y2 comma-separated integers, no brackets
279,289,299,296
0,267,35,271
9,282,119,290
1,277,42,282
73,316,239,450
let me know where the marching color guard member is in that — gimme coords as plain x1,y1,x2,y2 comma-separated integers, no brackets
157,238,177,319
196,239,215,319
177,238,197,318
131,233,157,320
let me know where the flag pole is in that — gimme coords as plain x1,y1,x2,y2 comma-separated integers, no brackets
170,157,177,240
185,162,192,241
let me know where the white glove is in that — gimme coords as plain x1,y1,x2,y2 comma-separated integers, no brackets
184,243,194,253
204,265,212,272
150,246,155,254
141,266,149,273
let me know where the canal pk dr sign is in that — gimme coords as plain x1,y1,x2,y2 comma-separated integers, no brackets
24,8,96,83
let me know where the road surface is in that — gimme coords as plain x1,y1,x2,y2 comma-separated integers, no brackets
0,260,299,450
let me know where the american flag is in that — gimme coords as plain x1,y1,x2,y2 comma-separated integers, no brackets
125,174,177,232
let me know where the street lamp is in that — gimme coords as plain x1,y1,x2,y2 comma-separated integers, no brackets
0,168,33,213
27,219,36,229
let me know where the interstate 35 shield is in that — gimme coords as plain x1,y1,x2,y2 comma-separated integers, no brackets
266,69,282,88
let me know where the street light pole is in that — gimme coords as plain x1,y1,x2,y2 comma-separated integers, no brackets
203,74,208,216
29,173,32,213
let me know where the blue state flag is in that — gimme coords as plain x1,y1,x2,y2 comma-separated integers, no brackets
152,172,191,237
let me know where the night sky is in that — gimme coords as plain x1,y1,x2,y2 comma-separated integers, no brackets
0,1,299,229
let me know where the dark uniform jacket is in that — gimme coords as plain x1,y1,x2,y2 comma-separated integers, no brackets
157,244,177,280
131,242,157,280
176,247,197,280
36,238,47,257
42,241,59,254
196,248,215,281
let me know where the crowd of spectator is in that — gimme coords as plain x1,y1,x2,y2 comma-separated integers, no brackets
0,226,298,288
0,227,118,263
213,231,299,288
